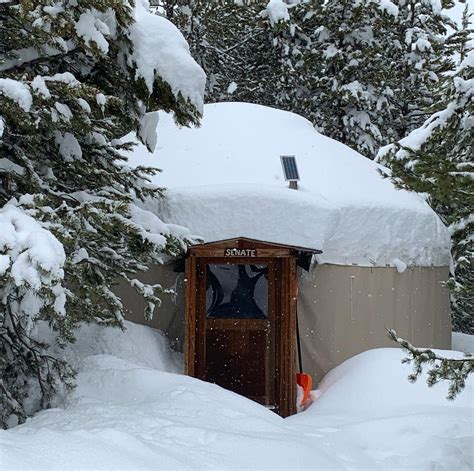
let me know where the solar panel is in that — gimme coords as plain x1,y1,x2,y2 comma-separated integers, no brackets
280,156,300,181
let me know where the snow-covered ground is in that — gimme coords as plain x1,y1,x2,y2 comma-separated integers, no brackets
453,332,474,354
1,323,472,470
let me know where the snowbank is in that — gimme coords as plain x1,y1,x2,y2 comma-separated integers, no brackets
3,322,337,470
124,102,450,267
452,332,474,354
1,323,472,470
36,320,183,374
289,348,474,470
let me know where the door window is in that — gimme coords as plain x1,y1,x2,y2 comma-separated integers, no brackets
206,264,268,318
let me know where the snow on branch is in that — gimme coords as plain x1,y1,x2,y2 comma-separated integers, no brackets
127,1,205,112
0,203,66,321
0,79,32,112
378,0,399,17
261,0,290,27
388,329,474,400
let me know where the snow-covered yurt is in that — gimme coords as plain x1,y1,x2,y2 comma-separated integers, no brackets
120,102,452,414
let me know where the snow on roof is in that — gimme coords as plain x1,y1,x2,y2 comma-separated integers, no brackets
125,102,450,267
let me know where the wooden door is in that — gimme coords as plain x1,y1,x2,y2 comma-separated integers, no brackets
195,258,276,407
184,239,298,417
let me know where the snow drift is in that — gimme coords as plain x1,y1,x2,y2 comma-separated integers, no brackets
1,322,472,470
124,102,450,267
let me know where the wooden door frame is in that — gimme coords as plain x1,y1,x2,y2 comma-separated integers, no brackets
195,257,277,406
184,238,299,417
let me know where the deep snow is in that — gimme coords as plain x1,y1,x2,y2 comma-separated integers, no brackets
1,322,472,470
124,102,450,268
452,332,474,354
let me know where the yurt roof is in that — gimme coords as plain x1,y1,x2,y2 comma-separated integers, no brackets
125,102,450,268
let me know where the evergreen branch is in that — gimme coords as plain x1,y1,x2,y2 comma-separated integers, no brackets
1,0,202,428
388,328,474,400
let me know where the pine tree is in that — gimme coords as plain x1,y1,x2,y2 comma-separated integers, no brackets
161,0,273,104
381,0,456,140
447,2,473,65
158,0,322,118
306,0,456,158
153,0,215,90
259,0,322,114
305,0,393,157
378,50,473,333
159,0,455,158
0,0,204,428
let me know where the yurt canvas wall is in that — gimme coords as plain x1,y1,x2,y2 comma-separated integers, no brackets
120,101,453,383
118,261,451,382
297,264,450,380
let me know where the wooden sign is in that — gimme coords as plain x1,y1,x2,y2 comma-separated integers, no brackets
224,248,257,257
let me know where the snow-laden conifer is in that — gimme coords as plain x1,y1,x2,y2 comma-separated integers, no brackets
160,0,456,158
447,2,473,65
158,0,320,117
0,0,205,428
307,0,456,157
378,51,473,333
378,0,457,142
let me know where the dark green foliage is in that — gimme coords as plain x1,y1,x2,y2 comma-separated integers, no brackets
0,0,202,428
379,51,473,333
158,0,456,158
0,305,76,427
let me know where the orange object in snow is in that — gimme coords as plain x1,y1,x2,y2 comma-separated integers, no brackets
296,373,312,404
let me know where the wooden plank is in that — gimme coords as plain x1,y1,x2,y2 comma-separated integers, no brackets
190,247,292,258
266,259,276,406
206,318,270,331
184,255,196,376
195,259,207,380
280,257,289,417
197,256,275,266
205,327,269,402
273,258,282,416
186,237,322,254
276,257,298,417
287,256,298,416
